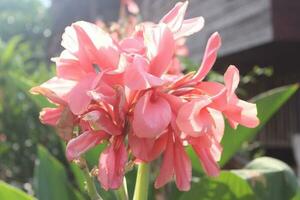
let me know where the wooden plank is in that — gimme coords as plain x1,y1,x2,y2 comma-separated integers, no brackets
139,0,273,60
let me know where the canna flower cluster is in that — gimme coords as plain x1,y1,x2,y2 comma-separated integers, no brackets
31,1,259,191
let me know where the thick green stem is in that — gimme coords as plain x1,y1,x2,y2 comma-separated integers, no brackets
133,162,150,200
115,177,129,200
82,164,102,200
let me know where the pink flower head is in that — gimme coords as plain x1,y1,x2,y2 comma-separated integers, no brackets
32,1,259,191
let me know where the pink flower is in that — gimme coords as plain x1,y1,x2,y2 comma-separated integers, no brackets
32,0,259,191
121,0,139,14
98,136,127,190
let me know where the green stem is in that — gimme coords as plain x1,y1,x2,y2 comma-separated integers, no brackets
115,177,129,200
82,164,102,200
133,162,150,200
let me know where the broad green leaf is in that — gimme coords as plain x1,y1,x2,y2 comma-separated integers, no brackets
233,157,298,200
0,181,35,200
179,171,255,200
220,84,299,166
34,145,84,200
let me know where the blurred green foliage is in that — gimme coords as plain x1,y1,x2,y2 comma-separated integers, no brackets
0,0,51,43
0,35,62,189
0,0,58,192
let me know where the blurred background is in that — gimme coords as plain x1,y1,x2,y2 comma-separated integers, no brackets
0,0,299,199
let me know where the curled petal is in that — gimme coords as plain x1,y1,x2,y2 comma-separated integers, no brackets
224,65,240,97
192,32,222,82
98,141,127,190
174,17,205,39
224,100,259,128
30,77,76,105
196,82,227,110
133,91,172,138
144,24,175,77
39,107,63,126
66,130,107,161
176,97,212,136
208,108,225,142
160,1,188,33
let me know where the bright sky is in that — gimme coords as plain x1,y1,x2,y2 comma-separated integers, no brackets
40,0,51,7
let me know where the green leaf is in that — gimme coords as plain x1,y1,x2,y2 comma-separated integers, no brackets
179,171,256,200
0,35,22,66
0,181,35,200
233,157,298,200
34,145,84,200
220,84,299,166
8,72,53,108
70,163,86,193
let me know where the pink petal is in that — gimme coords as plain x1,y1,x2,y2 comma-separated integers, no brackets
224,100,259,128
196,82,227,110
98,141,127,190
174,17,205,39
208,108,225,142
66,130,107,161
129,131,168,162
160,93,185,114
224,65,240,97
133,91,172,138
192,32,222,82
176,97,212,137
67,74,96,115
30,77,77,105
55,50,86,80
63,21,119,71
127,0,139,14
120,37,145,54
192,144,220,176
160,1,188,33
144,24,175,77
155,132,174,188
56,107,75,141
174,140,191,191
121,0,139,14
39,107,63,126
83,110,121,135
124,56,164,90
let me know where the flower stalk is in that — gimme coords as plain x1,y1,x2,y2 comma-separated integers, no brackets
115,177,129,200
81,160,103,200
133,162,150,200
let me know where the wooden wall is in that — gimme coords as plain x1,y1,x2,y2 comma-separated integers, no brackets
139,0,273,61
